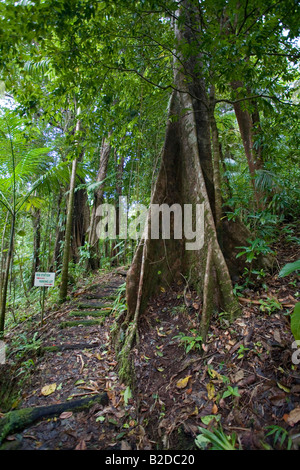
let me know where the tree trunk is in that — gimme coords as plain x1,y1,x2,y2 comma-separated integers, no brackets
70,178,90,264
59,109,81,302
231,81,264,208
87,136,111,270
0,211,9,310
0,393,108,446
59,156,78,302
0,214,15,334
111,150,124,266
115,2,245,382
30,208,41,288
209,85,223,245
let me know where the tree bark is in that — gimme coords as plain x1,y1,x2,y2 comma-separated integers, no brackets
71,178,90,264
0,214,15,334
209,85,223,244
111,150,124,266
0,393,108,446
87,136,111,270
231,80,264,208
59,109,81,302
30,208,41,288
115,2,246,382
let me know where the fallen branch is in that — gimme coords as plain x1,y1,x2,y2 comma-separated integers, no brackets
0,393,108,445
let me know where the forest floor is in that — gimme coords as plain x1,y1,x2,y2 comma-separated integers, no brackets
0,237,300,451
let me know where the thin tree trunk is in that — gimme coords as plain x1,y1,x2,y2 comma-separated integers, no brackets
111,151,124,266
87,135,111,270
52,191,64,271
59,157,78,302
70,143,90,264
0,214,15,334
59,109,81,302
231,80,264,208
209,85,223,244
0,211,9,309
30,208,41,288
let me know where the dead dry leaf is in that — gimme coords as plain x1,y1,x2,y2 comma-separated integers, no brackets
41,383,56,396
176,375,192,389
206,382,215,400
59,411,73,419
75,439,87,450
232,370,244,383
121,440,132,450
286,407,300,426
212,403,218,414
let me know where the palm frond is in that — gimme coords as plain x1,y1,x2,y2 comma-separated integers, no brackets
15,161,72,213
0,189,13,214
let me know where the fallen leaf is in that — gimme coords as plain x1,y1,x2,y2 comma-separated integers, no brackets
273,330,281,343
75,439,87,450
277,382,290,393
41,383,56,396
121,440,132,450
232,370,244,383
156,327,166,337
59,412,73,419
212,403,218,414
208,368,223,381
201,414,221,425
206,382,215,400
107,390,115,401
286,407,300,426
190,406,198,416
283,413,289,423
75,379,85,386
176,375,192,389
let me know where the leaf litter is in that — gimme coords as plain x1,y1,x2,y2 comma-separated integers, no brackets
0,240,300,450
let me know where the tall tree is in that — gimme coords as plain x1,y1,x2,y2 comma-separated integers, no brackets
59,106,81,302
116,1,253,380
0,111,55,334
87,134,111,270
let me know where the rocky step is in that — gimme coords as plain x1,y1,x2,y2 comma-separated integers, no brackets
68,310,111,318
59,319,105,329
76,302,113,310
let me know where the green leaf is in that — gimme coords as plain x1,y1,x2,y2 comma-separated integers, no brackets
291,302,300,341
279,260,300,277
201,414,221,425
17,230,26,237
123,386,132,406
96,416,105,422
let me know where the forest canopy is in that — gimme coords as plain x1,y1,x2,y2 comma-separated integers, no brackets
0,0,299,452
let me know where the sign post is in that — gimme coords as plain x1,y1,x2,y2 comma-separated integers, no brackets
34,272,56,324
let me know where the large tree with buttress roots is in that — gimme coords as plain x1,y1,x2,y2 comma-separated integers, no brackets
114,0,269,382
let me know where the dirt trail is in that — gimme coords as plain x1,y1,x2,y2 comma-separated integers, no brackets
1,271,140,450
1,239,300,450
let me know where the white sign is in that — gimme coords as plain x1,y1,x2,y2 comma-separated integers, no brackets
34,272,56,287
